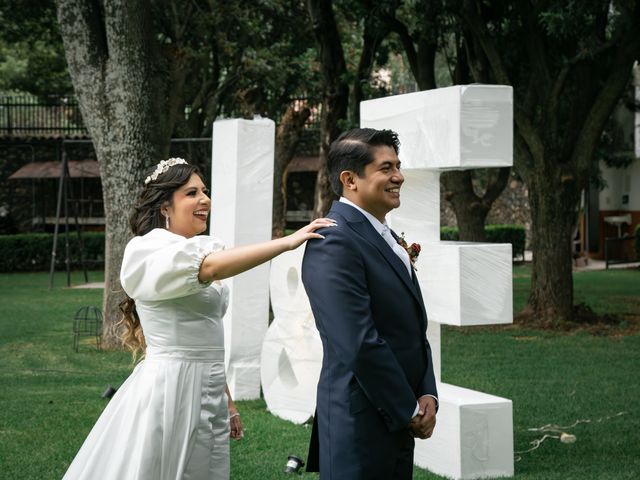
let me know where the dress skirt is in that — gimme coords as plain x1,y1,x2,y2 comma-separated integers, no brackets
63,346,230,480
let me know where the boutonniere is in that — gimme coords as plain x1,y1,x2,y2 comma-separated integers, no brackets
398,232,421,269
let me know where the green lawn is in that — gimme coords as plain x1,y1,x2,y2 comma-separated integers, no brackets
513,264,640,318
0,268,638,479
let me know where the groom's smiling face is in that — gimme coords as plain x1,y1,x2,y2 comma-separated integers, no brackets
350,145,404,222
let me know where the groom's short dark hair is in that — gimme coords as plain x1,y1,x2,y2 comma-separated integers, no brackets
327,128,400,196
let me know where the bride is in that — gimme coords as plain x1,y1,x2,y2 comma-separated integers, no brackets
63,158,334,479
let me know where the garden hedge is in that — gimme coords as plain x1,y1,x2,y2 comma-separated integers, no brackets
0,225,528,272
0,232,105,272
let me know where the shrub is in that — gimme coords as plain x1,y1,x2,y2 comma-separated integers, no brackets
439,224,526,260
440,226,459,241
0,232,105,272
485,224,526,260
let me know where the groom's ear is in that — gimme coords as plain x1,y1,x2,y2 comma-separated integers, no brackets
339,170,357,191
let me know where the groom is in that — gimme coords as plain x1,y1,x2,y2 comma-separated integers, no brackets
302,128,438,479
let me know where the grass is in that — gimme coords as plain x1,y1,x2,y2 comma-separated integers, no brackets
0,268,639,479
440,327,639,479
513,264,640,316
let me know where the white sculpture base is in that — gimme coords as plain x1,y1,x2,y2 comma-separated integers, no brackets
414,383,514,479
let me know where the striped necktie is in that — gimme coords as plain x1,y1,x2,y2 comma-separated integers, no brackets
381,226,412,276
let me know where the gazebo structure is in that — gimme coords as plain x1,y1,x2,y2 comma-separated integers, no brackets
8,146,101,288
9,158,103,231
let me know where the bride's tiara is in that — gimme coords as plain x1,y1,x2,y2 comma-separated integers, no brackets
144,158,188,185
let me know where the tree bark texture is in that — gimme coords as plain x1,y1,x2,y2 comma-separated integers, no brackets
526,172,577,322
462,0,640,322
56,0,172,347
272,105,311,238
307,0,349,218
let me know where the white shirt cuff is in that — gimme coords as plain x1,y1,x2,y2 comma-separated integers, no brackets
412,395,439,418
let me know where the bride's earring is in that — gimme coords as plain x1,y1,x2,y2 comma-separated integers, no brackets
165,215,170,230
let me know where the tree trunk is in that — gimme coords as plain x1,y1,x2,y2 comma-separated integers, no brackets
56,0,169,347
350,19,387,125
307,0,349,218
381,11,437,91
273,105,311,238
441,168,511,241
313,118,342,218
100,146,148,343
526,173,577,322
441,171,488,241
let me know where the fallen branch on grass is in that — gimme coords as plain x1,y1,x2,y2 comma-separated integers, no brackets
515,411,629,461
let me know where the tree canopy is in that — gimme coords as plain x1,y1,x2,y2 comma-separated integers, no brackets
0,0,71,94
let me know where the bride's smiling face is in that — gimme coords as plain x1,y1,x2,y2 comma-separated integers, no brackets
162,173,211,238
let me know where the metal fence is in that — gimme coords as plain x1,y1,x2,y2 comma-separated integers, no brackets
0,95,87,136
0,94,323,138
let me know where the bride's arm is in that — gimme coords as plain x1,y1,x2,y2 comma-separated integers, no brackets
198,218,335,283
226,384,243,440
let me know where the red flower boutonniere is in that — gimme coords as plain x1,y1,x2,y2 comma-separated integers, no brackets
398,232,421,269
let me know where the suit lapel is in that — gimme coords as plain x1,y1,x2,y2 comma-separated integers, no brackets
330,201,421,303
411,268,428,331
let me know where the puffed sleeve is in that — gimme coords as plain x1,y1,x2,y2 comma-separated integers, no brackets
120,228,225,301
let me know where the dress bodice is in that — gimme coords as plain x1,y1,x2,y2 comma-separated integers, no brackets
120,228,229,350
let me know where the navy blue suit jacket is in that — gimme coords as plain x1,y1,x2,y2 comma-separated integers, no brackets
302,201,437,479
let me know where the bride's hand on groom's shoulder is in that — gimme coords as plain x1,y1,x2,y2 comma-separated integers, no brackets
286,218,337,250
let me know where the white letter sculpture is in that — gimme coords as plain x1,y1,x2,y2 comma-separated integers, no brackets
211,118,275,400
261,247,322,423
261,85,515,479
361,85,514,479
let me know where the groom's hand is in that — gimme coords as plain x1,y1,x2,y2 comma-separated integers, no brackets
409,396,437,439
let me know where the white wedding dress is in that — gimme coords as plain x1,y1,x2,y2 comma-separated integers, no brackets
64,228,231,480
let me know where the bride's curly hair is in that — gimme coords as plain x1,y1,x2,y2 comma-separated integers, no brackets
117,162,204,358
